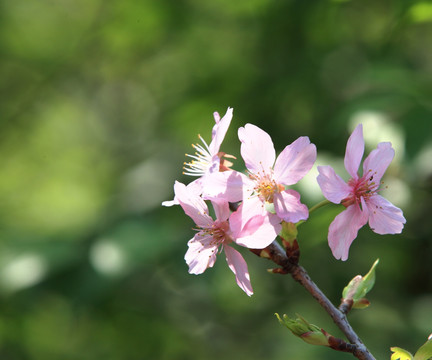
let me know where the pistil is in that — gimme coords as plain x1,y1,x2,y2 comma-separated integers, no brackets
342,170,380,207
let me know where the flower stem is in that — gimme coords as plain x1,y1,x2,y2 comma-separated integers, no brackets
308,199,332,214
264,241,376,360
296,199,332,228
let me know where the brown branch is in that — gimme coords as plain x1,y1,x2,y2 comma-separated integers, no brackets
263,241,376,360
339,298,354,315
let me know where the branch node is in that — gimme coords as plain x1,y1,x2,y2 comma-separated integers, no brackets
339,298,354,315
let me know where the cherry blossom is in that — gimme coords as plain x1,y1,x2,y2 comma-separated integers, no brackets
174,181,280,296
162,107,234,207
182,107,234,177
202,124,316,224
317,124,406,261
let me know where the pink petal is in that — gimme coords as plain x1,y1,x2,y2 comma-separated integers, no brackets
209,107,233,155
201,171,253,203
316,165,351,204
238,124,275,175
344,124,364,179
207,155,222,174
224,245,253,296
273,189,309,223
366,195,406,234
212,200,231,221
328,202,368,261
274,137,317,185
230,197,265,238
162,179,203,207
235,214,280,249
161,199,178,207
174,181,212,227
362,142,394,184
213,111,221,122
185,234,218,274
230,197,281,248
187,178,205,195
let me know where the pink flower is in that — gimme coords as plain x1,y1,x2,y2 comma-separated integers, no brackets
162,107,234,207
174,181,280,296
183,107,234,177
317,124,406,261
203,124,316,223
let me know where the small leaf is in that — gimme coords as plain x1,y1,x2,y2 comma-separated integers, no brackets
342,259,379,304
391,347,414,360
361,258,379,294
275,313,330,347
342,275,363,300
352,298,370,309
414,338,432,360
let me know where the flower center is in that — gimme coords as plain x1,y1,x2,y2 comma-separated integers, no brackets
342,169,380,207
198,220,232,246
251,173,284,203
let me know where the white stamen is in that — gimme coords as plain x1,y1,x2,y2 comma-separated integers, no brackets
183,135,214,176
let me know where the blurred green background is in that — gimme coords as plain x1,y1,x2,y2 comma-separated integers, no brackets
1,0,432,359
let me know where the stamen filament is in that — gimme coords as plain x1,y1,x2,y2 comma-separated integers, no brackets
183,135,214,177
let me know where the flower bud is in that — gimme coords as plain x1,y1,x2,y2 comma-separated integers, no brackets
413,334,432,360
250,248,271,259
341,259,379,310
390,347,413,360
275,313,330,347
391,334,432,360
280,221,298,246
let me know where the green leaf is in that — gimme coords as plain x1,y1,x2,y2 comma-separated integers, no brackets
361,258,380,294
351,298,370,309
275,313,330,347
342,259,379,303
342,275,362,300
279,221,298,243
391,347,414,360
414,338,432,360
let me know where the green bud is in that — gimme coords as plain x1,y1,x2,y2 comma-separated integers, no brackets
414,335,432,360
390,347,414,360
342,259,379,308
280,221,298,247
391,334,432,360
275,313,330,347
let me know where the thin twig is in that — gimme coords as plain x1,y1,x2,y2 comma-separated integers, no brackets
265,241,376,360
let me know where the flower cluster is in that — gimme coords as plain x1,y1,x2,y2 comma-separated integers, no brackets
163,108,406,295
